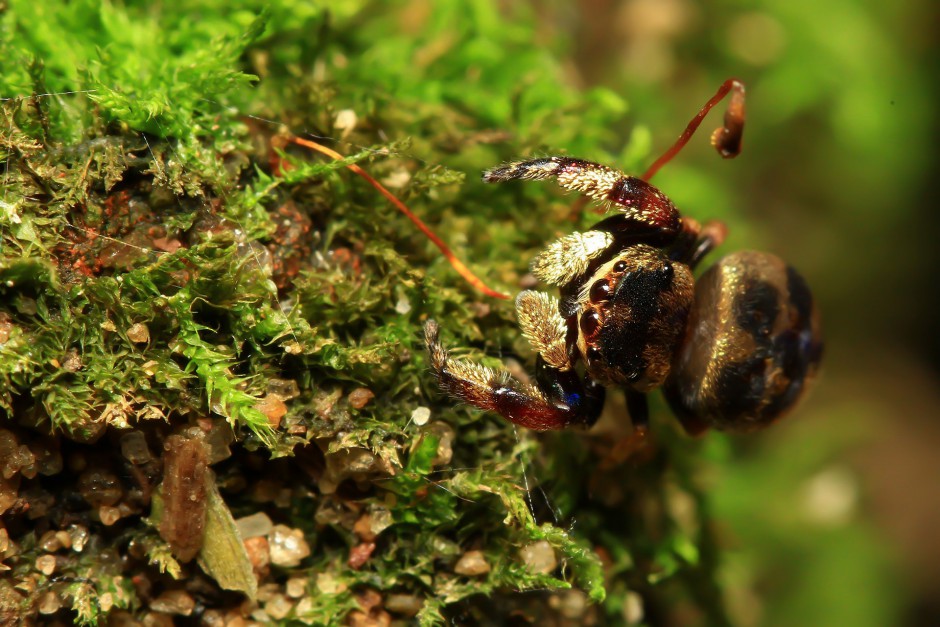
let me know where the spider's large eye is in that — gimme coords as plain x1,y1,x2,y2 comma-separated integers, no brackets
589,280,610,303
580,310,601,336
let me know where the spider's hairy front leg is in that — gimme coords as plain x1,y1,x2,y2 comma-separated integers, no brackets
424,321,605,430
515,291,570,370
483,157,681,236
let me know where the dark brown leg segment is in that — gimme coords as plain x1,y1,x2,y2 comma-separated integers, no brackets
425,321,605,431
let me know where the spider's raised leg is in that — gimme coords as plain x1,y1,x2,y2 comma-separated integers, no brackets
424,320,605,430
514,290,569,370
484,157,681,237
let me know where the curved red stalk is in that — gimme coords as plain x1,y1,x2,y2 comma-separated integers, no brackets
285,135,509,300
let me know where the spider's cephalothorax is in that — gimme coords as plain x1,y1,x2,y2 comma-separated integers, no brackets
424,80,823,436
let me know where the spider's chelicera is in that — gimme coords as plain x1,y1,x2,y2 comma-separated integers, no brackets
424,80,823,437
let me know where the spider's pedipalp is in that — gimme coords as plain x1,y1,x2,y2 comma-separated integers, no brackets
531,230,613,286
424,320,604,430
516,291,569,371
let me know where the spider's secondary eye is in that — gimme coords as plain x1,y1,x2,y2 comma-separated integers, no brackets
613,260,628,273
580,310,601,336
590,280,611,303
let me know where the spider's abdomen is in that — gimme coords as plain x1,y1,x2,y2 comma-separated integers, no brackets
664,251,823,432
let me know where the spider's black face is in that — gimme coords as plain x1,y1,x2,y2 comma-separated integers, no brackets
574,244,694,392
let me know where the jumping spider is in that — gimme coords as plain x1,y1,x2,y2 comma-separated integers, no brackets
424,80,822,437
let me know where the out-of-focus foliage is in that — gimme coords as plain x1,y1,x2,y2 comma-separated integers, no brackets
1,0,934,625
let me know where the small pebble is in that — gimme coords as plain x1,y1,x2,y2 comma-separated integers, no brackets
0,312,12,344
346,610,377,627
519,541,557,575
236,512,274,539
348,388,375,410
0,476,17,515
99,505,121,526
268,525,310,567
394,295,411,315
355,588,383,612
55,530,72,550
454,550,490,576
142,611,176,627
294,598,313,616
353,513,377,542
622,591,644,624
126,323,150,344
255,395,288,428
37,591,61,615
264,594,293,620
61,349,83,372
348,542,376,570
203,422,234,464
33,442,63,476
551,590,589,620
69,525,89,551
78,467,123,507
39,531,62,552
334,109,358,139
286,577,307,598
223,612,248,627
35,555,56,575
120,432,152,465
315,572,347,595
425,422,455,467
243,536,270,572
256,583,280,602
0,430,18,472
367,507,393,537
385,594,423,617
150,590,196,616
266,378,300,401
5,444,35,479
411,406,431,426
382,169,412,189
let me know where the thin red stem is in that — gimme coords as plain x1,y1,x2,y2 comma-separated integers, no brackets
286,136,509,300
642,79,746,181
